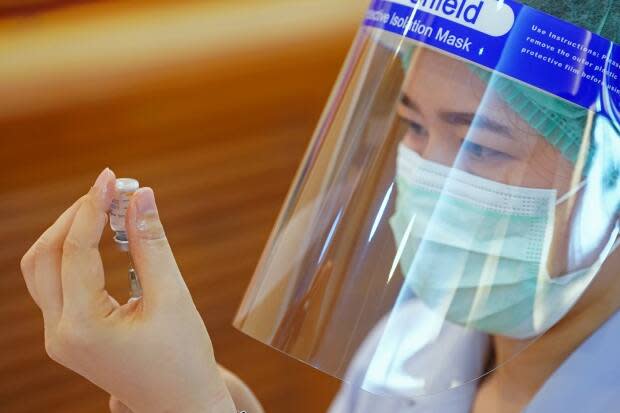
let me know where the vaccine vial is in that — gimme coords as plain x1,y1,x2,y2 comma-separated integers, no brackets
110,178,139,251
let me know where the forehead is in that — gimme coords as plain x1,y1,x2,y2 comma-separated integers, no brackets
402,47,507,115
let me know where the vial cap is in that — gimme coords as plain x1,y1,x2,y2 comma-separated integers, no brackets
115,178,139,193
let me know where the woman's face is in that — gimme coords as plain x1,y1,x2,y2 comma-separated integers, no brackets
397,48,575,194
395,47,595,276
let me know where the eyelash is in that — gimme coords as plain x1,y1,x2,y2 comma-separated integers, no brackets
400,116,429,137
461,140,513,161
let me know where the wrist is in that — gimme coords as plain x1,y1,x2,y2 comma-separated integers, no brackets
181,380,236,413
218,366,264,413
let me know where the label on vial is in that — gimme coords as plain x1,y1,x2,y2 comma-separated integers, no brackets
110,192,133,232
363,0,620,112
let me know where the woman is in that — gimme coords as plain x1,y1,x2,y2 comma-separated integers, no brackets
20,0,620,412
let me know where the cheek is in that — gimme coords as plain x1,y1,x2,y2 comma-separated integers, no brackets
506,161,545,187
519,139,575,191
402,132,427,153
457,157,526,185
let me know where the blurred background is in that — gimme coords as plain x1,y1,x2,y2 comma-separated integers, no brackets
0,0,367,411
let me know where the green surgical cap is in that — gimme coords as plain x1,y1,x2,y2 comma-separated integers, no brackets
398,0,619,163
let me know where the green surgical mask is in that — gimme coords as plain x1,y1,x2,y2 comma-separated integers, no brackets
389,143,615,339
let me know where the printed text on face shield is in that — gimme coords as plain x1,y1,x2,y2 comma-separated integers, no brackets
409,0,485,24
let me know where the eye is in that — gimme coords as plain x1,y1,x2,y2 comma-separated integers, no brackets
398,115,428,137
461,140,513,161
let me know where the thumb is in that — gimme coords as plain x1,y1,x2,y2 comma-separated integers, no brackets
126,188,186,303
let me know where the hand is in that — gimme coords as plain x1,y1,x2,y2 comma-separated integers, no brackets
20,168,236,413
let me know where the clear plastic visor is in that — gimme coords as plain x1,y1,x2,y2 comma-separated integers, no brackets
234,28,620,399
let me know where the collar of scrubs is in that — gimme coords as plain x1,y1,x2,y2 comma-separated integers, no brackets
331,302,620,413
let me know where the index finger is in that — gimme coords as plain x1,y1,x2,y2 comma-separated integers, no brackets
25,197,85,321
61,168,116,316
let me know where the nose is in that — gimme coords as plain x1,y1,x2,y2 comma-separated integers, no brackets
403,128,460,167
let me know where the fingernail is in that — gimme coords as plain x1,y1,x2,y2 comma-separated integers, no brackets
134,188,164,240
135,187,158,217
93,168,112,201
134,188,161,236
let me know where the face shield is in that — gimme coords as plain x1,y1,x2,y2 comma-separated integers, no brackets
234,0,620,400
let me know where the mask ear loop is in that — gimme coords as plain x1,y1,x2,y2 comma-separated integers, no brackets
612,212,620,254
612,225,620,253
556,180,588,205
557,179,620,270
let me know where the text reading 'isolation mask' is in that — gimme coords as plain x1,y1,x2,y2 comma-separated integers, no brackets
234,0,620,401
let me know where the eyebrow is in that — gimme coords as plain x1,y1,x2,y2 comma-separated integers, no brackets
399,94,514,140
400,94,421,113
